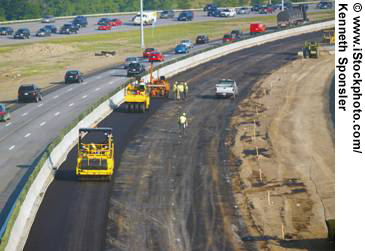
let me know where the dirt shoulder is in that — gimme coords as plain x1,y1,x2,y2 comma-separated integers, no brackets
227,55,335,250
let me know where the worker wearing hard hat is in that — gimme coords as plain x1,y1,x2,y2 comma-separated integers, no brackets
183,82,188,99
177,83,185,100
178,112,188,134
173,82,178,99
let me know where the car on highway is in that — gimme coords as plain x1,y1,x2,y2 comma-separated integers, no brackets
13,28,30,39
41,15,56,23
123,57,142,69
143,48,155,58
36,28,51,37
0,103,10,122
148,52,165,62
317,1,333,9
250,23,266,34
180,39,193,49
43,25,57,33
220,8,236,17
216,79,238,98
0,27,14,35
177,11,193,21
160,10,175,19
208,8,221,17
231,29,243,40
203,3,217,12
59,24,78,34
175,44,189,54
65,70,84,84
251,4,262,12
18,84,42,103
237,7,251,14
98,24,112,30
97,18,112,25
196,35,209,44
73,16,88,27
127,62,145,77
110,18,123,26
223,34,235,43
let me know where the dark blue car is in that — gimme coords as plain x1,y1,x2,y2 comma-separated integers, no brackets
175,44,189,54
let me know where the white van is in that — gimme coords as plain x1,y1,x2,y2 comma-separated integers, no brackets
133,11,157,25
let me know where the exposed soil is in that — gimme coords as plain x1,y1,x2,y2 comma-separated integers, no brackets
227,55,335,250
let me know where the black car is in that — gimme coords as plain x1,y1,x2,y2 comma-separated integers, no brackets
13,28,30,39
177,11,194,21
204,3,217,12
160,10,175,19
196,35,209,44
231,29,243,38
59,24,78,34
127,63,145,77
43,25,57,33
97,18,111,25
73,16,88,27
251,4,262,12
65,70,84,83
208,8,221,17
0,27,14,36
18,84,42,103
36,28,51,37
317,1,333,9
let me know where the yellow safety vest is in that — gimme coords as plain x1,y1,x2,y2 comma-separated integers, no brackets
179,115,187,124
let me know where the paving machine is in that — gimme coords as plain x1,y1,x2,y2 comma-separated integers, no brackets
121,80,150,112
322,29,335,44
303,41,319,59
76,128,114,181
146,63,170,97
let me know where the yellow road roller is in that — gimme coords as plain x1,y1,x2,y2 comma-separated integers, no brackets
121,81,150,112
76,127,114,181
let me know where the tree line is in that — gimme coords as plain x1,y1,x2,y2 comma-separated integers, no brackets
0,0,299,21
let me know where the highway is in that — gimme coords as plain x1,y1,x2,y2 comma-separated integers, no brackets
0,38,221,235
24,31,323,251
0,5,329,46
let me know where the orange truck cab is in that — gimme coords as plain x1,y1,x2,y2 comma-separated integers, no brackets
250,23,266,35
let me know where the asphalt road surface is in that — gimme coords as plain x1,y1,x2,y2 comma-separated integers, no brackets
0,38,221,234
0,5,329,46
24,30,323,251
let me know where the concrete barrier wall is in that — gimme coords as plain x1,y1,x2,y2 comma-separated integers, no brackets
5,20,334,251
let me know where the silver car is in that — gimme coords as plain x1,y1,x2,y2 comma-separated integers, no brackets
123,57,141,69
41,15,55,23
180,39,193,49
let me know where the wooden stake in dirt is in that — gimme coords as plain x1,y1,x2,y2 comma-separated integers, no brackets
256,146,259,159
252,120,256,142
281,224,285,240
259,169,263,182
267,191,271,206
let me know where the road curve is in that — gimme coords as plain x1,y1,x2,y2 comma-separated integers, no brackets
24,30,323,251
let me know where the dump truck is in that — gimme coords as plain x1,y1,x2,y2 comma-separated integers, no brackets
76,128,114,181
303,41,319,58
146,63,170,97
322,29,335,44
121,81,150,112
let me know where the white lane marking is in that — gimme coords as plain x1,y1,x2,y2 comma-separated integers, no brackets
5,122,12,127
108,80,115,85
22,112,28,117
40,121,46,127
9,145,15,150
24,133,31,138
82,81,88,85
95,87,101,91
67,88,73,92
82,95,88,99
96,76,102,79
38,103,43,107
54,112,60,116
68,103,74,107
53,95,59,99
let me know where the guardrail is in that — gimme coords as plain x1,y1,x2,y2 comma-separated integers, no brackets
0,19,334,251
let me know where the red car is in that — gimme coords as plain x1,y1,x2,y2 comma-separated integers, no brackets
98,25,111,30
250,23,266,34
110,18,122,26
223,34,235,43
148,52,165,62
143,48,155,58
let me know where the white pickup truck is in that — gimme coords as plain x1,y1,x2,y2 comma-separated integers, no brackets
216,79,238,98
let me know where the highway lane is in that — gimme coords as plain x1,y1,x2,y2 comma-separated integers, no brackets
0,39,220,232
0,5,329,46
25,31,323,250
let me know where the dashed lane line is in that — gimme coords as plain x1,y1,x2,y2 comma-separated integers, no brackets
40,121,46,127
53,95,59,99
54,112,60,116
24,133,31,138
5,122,12,127
67,88,74,92
38,103,44,107
82,95,88,99
68,103,74,107
22,112,28,117
95,87,101,91
9,145,15,151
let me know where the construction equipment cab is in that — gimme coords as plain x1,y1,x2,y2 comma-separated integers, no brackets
216,79,238,99
303,41,319,58
322,29,335,44
146,63,170,97
76,128,114,180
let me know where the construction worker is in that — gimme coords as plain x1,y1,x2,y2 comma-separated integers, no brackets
178,112,188,135
183,82,188,99
177,83,185,100
173,82,178,99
